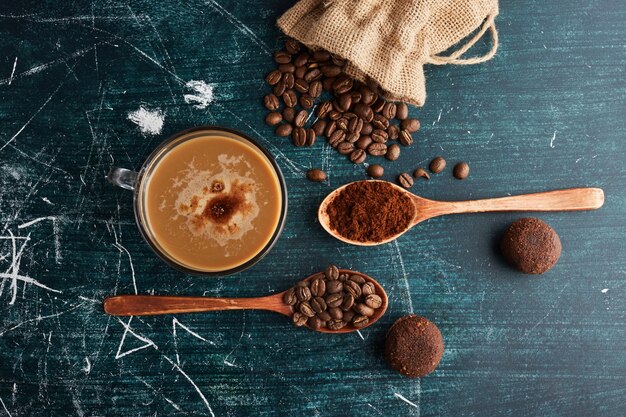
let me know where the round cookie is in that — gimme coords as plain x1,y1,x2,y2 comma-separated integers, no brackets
384,315,444,378
500,217,561,274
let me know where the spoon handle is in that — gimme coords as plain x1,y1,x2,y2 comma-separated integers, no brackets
435,187,604,215
103,294,289,316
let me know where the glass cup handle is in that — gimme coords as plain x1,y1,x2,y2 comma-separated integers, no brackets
107,168,138,191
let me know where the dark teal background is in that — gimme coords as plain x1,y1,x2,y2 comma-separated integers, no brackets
1,1,625,416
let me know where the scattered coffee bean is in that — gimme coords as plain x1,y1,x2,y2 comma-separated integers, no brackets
387,124,399,140
282,90,297,108
401,118,420,132
292,127,306,147
309,80,323,98
345,132,360,143
265,111,282,126
329,130,346,147
360,123,373,135
264,94,280,111
350,149,366,164
371,97,385,113
275,124,293,137
368,142,387,157
328,110,342,120
348,117,363,133
386,143,400,161
300,94,314,109
372,114,389,130
453,162,470,179
398,172,414,188
282,72,295,89
382,102,397,119
285,39,301,54
279,63,295,74
396,102,409,120
367,164,384,178
283,107,296,124
414,167,430,180
312,119,327,136
265,70,282,85
371,129,388,143
429,156,446,173
273,79,287,96
337,141,355,155
321,65,342,77
354,103,374,122
305,128,316,146
356,135,373,150
336,117,348,131
304,68,322,82
399,129,414,146
295,66,306,79
307,168,326,182
317,101,333,118
294,78,309,93
294,110,308,127
274,51,292,64
294,52,309,67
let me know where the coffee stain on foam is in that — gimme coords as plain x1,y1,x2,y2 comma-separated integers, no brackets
184,80,214,109
127,106,164,135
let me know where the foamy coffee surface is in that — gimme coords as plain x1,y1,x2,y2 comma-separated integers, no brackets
172,154,260,247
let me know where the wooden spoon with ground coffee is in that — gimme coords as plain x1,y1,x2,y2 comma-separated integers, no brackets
103,269,388,334
318,180,604,246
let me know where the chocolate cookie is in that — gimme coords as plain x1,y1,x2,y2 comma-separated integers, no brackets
500,217,561,274
384,315,444,378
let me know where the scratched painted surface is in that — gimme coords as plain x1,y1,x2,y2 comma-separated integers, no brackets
0,0,624,416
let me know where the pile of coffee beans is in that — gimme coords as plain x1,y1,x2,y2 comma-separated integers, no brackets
264,40,420,165
283,265,385,331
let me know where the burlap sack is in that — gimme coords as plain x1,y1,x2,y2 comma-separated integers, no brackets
277,0,499,106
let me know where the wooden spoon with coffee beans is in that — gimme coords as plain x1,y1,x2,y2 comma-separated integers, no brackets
318,180,605,246
103,269,388,334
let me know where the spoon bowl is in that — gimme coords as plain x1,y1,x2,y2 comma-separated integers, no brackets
103,269,388,334
318,180,604,246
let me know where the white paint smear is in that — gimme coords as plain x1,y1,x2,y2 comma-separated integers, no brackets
601,288,609,293
127,106,164,135
184,80,214,109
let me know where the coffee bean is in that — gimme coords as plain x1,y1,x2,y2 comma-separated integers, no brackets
325,293,343,308
336,93,352,112
283,107,296,123
305,128,316,146
311,296,327,313
275,124,292,137
336,117,349,131
348,117,363,133
371,129,388,143
401,118,420,132
307,168,326,182
278,63,295,74
399,129,414,146
265,111,282,126
273,79,287,97
307,316,324,329
295,285,311,301
304,68,322,82
372,114,389,130
295,66,306,79
349,149,366,164
300,94,314,109
368,143,387,156
294,110,308,127
352,315,369,328
354,303,375,317
453,162,470,179
323,77,335,91
350,90,362,104
326,280,343,294
356,135,372,150
292,127,306,146
321,65,342,77
341,293,355,311
294,78,309,93
312,119,327,136
296,279,310,287
332,75,353,94
266,69,282,85
371,97,385,113
365,294,383,309
298,301,316,317
328,110,342,121
354,103,374,122
396,102,409,120
292,312,308,326
359,86,376,105
343,310,355,323
429,156,446,173
327,319,347,330
317,101,333,118
311,277,326,296
382,102,397,119
329,130,346,147
282,90,297,108
312,50,331,62
414,167,430,180
274,50,292,64
317,311,332,321
339,273,349,281
345,132,360,143
324,120,337,137
285,39,301,54
367,164,384,178
387,124,399,140
361,281,376,296
282,73,295,89
349,274,365,284
344,280,362,298
386,143,400,161
398,172,414,188
361,123,373,135
283,288,297,305
326,264,340,280
331,55,346,66
264,94,280,111
329,307,344,320
309,80,322,97
294,52,309,67
337,141,355,155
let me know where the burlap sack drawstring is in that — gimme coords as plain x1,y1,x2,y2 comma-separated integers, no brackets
427,14,498,65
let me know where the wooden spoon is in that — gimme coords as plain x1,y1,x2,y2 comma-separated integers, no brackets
103,269,388,334
318,180,605,246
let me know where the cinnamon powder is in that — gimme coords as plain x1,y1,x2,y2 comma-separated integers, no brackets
325,181,415,243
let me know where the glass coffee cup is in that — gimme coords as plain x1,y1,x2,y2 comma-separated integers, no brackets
107,126,287,276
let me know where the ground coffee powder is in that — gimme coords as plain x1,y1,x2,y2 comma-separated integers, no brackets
325,181,415,243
